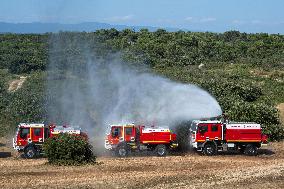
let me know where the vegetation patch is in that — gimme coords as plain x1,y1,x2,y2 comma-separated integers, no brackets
43,133,96,166
0,30,283,141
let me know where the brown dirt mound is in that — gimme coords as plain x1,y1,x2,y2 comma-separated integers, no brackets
8,76,27,92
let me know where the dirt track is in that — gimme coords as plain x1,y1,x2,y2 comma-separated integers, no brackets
1,141,284,189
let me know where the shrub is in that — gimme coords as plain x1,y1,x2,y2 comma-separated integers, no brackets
43,133,96,165
173,121,192,152
227,102,280,125
8,56,46,74
262,124,284,141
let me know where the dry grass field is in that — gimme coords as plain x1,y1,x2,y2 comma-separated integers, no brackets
0,138,283,189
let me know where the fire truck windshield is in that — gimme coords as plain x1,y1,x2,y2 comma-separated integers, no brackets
198,124,208,133
111,127,121,137
19,128,29,139
125,127,132,135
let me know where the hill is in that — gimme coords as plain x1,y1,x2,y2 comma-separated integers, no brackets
0,29,283,140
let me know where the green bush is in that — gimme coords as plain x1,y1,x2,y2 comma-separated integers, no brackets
227,102,280,125
43,133,96,165
262,124,284,141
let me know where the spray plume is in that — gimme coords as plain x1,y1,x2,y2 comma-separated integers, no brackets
46,34,222,141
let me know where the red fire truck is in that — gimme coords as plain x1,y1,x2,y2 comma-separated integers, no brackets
189,120,268,156
105,124,178,157
13,123,83,158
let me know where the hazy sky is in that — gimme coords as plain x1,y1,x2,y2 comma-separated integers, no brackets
0,0,283,33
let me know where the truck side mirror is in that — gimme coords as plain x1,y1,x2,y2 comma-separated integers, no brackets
111,131,116,137
111,128,119,137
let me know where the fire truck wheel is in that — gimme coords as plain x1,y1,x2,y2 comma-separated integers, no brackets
155,144,167,157
244,144,258,156
239,146,246,154
203,143,217,156
115,145,129,157
24,146,37,159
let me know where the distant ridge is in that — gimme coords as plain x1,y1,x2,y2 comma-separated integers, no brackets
0,22,190,34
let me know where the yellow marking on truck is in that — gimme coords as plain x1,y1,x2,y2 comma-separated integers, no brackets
142,141,167,143
227,140,261,142
122,126,124,141
196,140,206,142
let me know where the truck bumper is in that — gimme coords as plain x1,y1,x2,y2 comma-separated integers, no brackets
13,138,25,151
192,142,198,149
104,140,113,150
13,145,24,151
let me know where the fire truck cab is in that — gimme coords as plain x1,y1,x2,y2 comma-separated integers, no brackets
105,124,178,157
13,123,82,158
189,120,268,156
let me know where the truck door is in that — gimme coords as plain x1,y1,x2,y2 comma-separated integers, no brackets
208,123,222,140
111,126,122,144
124,126,135,142
31,127,44,143
17,127,30,146
197,124,208,142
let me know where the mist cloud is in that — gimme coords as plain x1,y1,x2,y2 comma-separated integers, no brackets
46,35,222,139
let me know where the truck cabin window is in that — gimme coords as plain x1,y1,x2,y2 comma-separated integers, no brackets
20,128,29,139
33,128,42,136
211,124,218,132
112,127,121,137
198,125,208,133
125,127,133,135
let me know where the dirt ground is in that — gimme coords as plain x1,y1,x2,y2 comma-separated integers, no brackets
8,76,27,92
0,140,283,189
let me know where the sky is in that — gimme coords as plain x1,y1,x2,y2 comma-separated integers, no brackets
0,0,283,33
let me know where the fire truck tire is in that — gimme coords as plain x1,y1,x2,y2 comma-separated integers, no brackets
203,143,217,156
115,145,129,157
24,146,37,159
244,144,258,156
155,144,167,157
239,146,245,154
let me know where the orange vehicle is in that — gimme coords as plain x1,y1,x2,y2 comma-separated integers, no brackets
105,123,178,157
